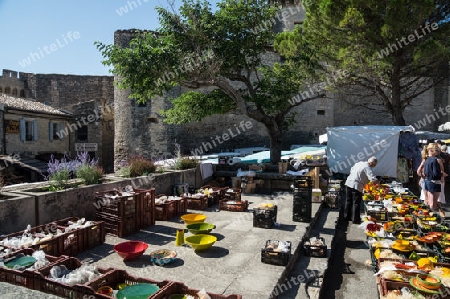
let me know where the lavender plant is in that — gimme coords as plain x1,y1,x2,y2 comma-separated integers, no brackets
45,154,71,190
44,151,102,189
75,151,103,185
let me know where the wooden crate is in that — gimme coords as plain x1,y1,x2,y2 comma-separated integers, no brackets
155,201,177,221
223,188,242,201
0,224,62,257
0,248,62,290
184,195,208,210
94,190,138,219
152,281,243,299
34,256,110,299
80,269,171,299
220,200,248,212
133,188,156,229
95,212,138,237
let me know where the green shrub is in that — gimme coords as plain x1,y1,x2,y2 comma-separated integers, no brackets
76,165,104,185
49,169,70,191
129,156,156,177
174,157,198,170
119,165,131,177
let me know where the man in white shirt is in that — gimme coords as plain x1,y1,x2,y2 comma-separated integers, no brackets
344,156,380,224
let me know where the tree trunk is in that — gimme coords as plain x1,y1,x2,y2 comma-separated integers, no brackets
266,124,283,164
391,59,406,126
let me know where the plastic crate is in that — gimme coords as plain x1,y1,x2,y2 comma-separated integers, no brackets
261,240,291,266
303,237,327,258
223,188,242,201
369,246,438,273
155,201,177,221
0,248,62,290
94,190,138,218
380,276,450,298
83,221,106,251
133,188,156,229
219,199,248,212
253,206,277,229
201,185,225,207
293,202,311,223
151,281,243,299
95,212,138,237
57,226,85,256
293,190,312,205
55,217,106,253
366,209,388,222
34,256,110,299
293,176,313,190
0,225,62,257
184,195,208,210
173,198,187,216
81,269,171,299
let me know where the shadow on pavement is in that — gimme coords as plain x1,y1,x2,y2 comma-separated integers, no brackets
319,205,349,299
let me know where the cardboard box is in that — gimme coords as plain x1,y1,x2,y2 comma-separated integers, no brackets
244,182,256,194
232,177,242,189
249,164,264,172
278,162,288,173
312,188,323,203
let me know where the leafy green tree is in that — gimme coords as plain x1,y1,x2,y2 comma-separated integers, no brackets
298,0,450,125
95,0,322,163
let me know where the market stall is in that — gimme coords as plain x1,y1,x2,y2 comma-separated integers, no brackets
361,181,450,298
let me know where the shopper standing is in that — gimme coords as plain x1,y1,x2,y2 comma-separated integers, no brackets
344,156,380,224
420,143,445,210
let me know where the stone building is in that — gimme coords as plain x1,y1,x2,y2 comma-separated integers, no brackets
0,69,115,173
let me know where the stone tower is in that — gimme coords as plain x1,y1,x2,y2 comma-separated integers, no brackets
269,0,305,33
113,30,177,170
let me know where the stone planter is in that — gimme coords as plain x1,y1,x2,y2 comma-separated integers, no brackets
13,178,130,225
0,192,36,235
4,169,200,229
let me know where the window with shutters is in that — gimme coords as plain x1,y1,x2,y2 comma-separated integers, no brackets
19,118,38,142
49,121,63,141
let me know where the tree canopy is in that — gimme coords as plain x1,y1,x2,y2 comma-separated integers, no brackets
295,0,450,125
96,0,323,163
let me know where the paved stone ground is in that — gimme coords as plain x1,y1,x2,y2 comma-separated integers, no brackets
0,191,328,299
5,189,438,299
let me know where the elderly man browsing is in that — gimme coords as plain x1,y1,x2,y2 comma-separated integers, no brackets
344,156,380,224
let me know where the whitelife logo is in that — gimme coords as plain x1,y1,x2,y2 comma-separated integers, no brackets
377,22,439,59
115,0,149,16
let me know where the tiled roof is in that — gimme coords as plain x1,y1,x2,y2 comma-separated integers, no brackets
0,94,71,116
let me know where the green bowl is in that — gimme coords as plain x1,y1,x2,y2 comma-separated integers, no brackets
185,234,217,251
186,223,215,234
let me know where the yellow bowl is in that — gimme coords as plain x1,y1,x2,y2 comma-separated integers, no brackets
185,234,217,251
180,213,207,225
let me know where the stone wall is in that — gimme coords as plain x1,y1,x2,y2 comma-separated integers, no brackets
0,192,36,235
4,168,201,231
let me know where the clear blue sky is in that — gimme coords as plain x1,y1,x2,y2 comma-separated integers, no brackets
0,0,220,76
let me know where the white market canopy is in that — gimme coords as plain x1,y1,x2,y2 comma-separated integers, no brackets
326,125,415,177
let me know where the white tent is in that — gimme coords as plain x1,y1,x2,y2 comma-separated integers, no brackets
439,122,450,132
326,125,415,177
